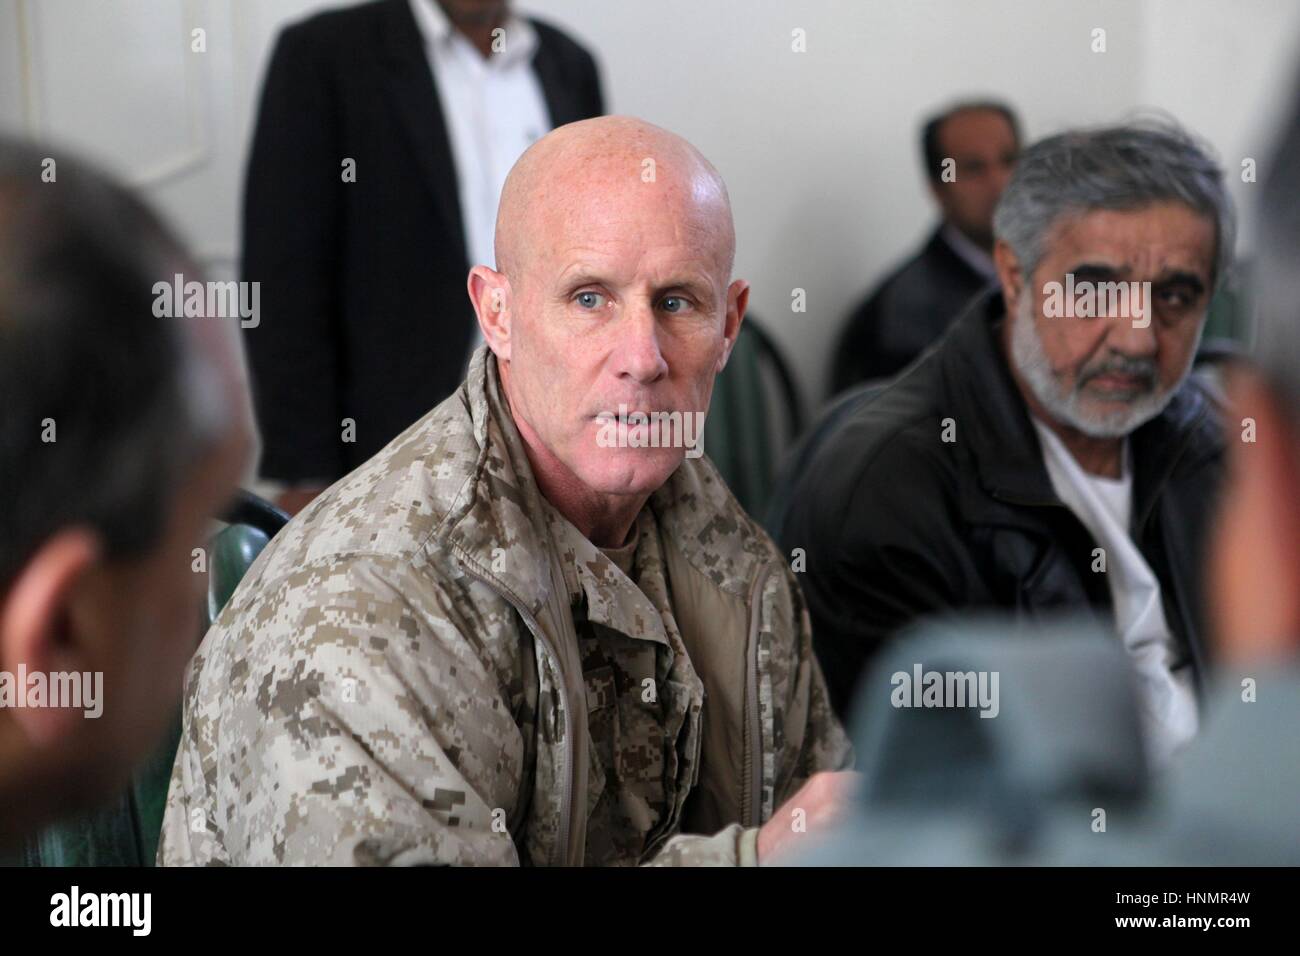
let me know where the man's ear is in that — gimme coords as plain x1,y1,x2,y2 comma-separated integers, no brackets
717,279,750,373
993,239,1025,314
0,528,101,746
468,266,513,362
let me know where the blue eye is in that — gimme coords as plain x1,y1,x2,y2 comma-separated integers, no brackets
661,296,689,313
575,291,606,310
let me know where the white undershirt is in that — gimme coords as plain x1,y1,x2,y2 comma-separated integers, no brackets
1031,417,1199,768
408,0,552,361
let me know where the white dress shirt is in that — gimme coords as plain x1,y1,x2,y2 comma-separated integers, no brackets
1031,417,1199,769
408,0,552,357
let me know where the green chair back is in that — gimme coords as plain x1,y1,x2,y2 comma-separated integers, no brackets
703,316,803,518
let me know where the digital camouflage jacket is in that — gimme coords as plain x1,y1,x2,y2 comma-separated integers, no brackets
159,348,851,866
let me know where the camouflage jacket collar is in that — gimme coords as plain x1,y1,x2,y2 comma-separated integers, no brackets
541,498,671,648
443,347,774,614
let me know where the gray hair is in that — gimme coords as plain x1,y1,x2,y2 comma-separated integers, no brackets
992,117,1236,287
1251,83,1300,425
0,136,230,587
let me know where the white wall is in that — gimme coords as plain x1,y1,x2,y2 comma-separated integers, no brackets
2,0,1297,405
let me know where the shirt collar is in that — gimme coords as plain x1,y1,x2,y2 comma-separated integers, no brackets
941,222,998,281
409,0,539,66
542,499,670,647
409,0,453,43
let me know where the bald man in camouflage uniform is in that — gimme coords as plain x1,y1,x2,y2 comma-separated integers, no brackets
160,117,852,866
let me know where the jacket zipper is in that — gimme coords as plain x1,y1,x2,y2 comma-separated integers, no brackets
742,561,775,827
454,553,578,866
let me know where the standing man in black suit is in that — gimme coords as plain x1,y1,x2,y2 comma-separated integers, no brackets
831,101,1019,394
242,0,604,512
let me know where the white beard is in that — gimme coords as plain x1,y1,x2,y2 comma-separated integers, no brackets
1008,293,1195,439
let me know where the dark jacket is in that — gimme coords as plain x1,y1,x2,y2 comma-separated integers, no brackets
830,227,992,394
242,0,603,482
782,290,1225,718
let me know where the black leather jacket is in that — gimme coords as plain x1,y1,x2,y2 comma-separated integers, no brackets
782,290,1226,718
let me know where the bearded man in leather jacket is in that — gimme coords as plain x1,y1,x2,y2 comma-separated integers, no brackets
782,120,1232,768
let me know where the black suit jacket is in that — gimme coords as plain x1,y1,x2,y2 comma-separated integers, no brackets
830,226,993,395
783,290,1225,718
242,0,603,482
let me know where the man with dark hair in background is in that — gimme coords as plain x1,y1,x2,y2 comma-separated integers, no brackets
0,137,252,850
243,0,604,514
831,100,1019,393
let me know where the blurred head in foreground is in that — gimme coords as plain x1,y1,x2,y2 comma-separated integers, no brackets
0,137,252,846
1209,91,1300,666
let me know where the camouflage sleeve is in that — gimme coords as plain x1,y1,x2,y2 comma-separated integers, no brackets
158,553,528,866
642,824,760,867
770,561,855,804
